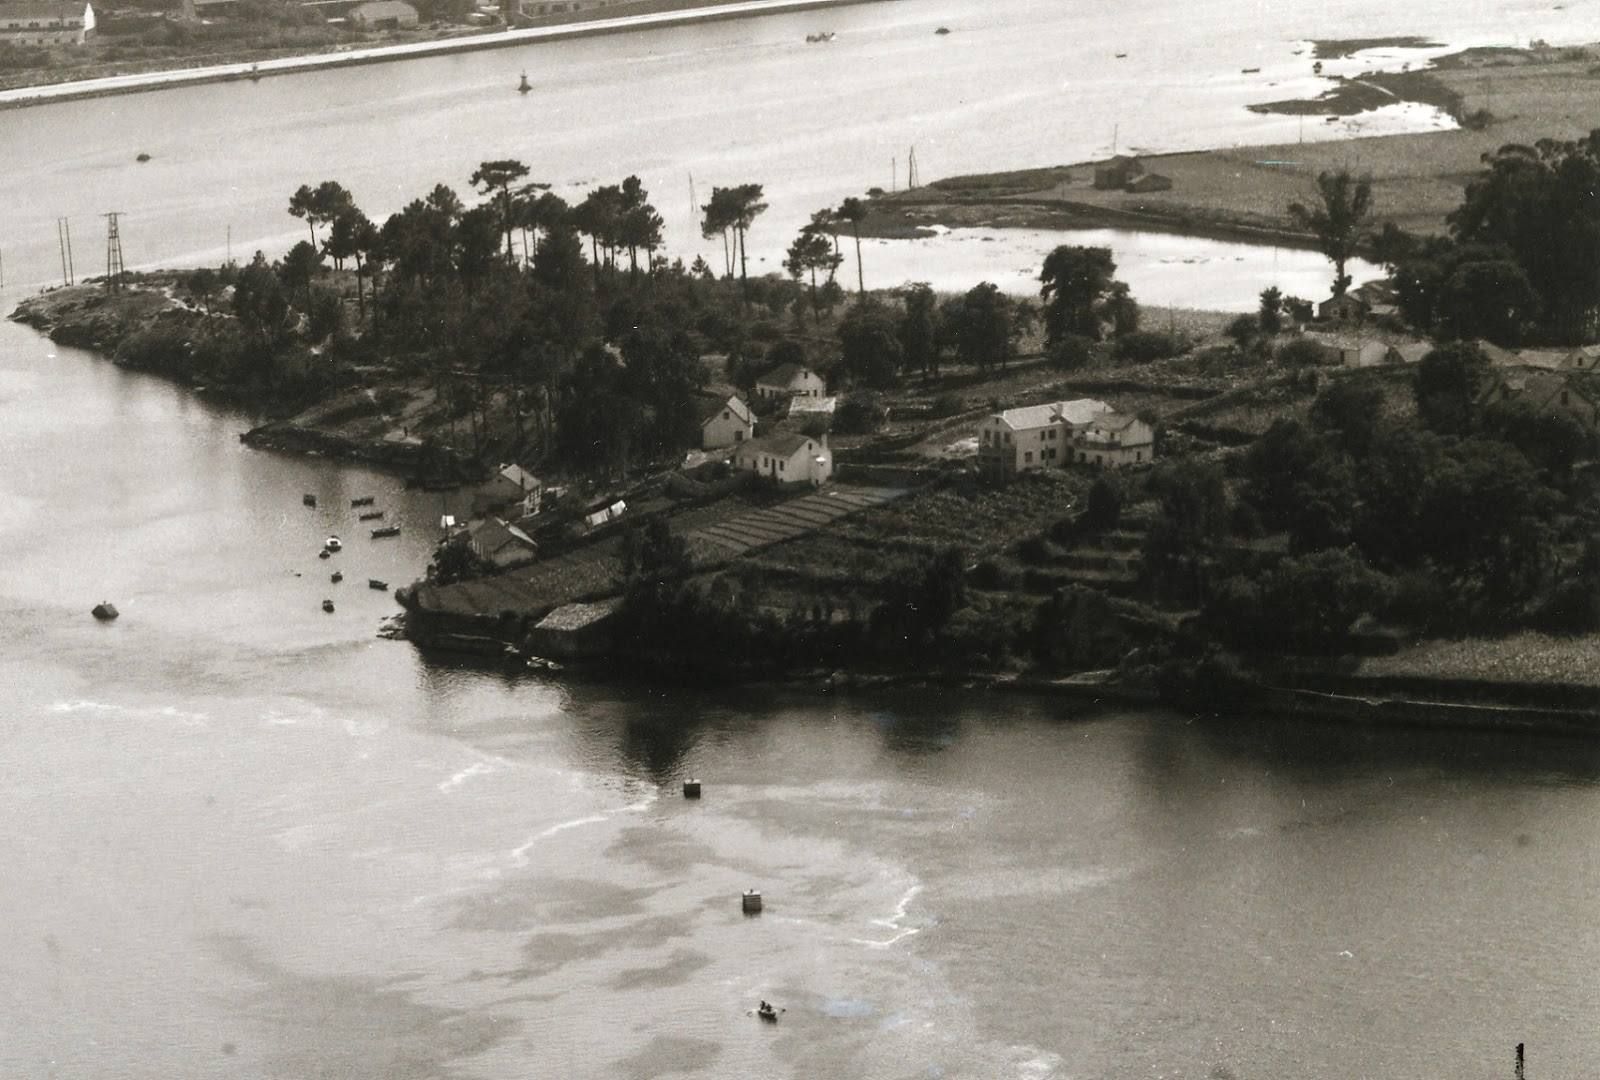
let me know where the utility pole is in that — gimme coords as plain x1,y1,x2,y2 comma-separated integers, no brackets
908,145,919,190
56,217,75,287
891,156,897,194
102,212,126,292
226,224,232,265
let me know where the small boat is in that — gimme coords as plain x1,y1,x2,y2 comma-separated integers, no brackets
934,26,950,35
757,1002,779,1023
135,152,151,163
351,496,375,507
369,579,389,591
1114,52,1127,58
91,601,119,621
359,510,384,521
325,536,343,552
1312,60,1324,74
805,31,835,42
322,599,335,613
1241,67,1261,73
318,549,332,560
371,525,401,539
302,493,317,507
518,71,532,94
331,571,343,583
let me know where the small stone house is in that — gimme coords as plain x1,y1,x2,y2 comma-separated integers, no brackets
1093,155,1143,190
734,432,833,486
696,392,754,450
1304,332,1388,368
977,398,1110,482
754,362,827,402
349,0,417,27
475,463,541,516
1478,372,1600,430
1318,293,1368,323
468,517,538,569
1073,412,1155,468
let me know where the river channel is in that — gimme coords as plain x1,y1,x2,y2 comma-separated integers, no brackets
3,311,1600,1078
5,0,1597,304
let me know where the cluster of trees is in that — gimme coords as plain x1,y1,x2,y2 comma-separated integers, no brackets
1142,342,1599,651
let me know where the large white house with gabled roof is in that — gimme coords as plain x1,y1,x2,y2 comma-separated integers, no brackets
977,398,1110,482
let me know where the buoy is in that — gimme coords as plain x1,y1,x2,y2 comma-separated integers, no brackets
91,602,119,621
683,779,701,798
742,889,762,914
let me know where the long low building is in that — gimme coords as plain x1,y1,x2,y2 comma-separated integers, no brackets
0,0,94,45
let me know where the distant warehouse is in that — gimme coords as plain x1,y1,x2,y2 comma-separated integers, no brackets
349,0,417,28
0,1,94,46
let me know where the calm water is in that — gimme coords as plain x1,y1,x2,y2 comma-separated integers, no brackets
3,0,1596,304
6,2,1600,1074
3,309,1600,1079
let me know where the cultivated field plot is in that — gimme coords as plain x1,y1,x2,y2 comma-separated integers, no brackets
827,472,1085,556
689,486,908,560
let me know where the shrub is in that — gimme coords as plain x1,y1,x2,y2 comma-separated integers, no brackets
1083,476,1123,531
1048,333,1095,370
834,392,888,435
1225,314,1259,349
798,414,831,438
1276,337,1328,367
930,391,966,418
1114,330,1183,363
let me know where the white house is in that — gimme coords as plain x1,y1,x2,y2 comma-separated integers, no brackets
734,432,832,486
976,398,1110,482
0,0,93,44
696,392,755,450
1073,412,1155,468
468,517,537,569
754,362,827,402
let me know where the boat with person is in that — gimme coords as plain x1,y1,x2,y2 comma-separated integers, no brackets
369,579,389,591
805,31,835,42
518,71,532,93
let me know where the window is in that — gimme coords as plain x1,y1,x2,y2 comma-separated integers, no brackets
1024,451,1033,464
735,430,743,442
1561,390,1570,405
779,460,785,471
1004,433,1012,444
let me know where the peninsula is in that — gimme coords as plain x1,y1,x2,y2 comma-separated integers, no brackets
16,121,1600,733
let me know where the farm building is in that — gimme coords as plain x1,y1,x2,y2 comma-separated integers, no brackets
1073,413,1155,468
977,398,1110,482
733,432,833,486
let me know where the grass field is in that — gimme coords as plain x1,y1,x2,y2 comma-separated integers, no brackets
868,43,1600,243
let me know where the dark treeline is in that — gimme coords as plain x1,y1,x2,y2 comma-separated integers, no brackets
1372,131,1600,346
140,161,1152,483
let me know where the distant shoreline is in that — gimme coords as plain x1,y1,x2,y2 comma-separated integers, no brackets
0,0,885,111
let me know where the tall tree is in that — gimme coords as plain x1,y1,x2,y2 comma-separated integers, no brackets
836,196,869,296
1039,245,1120,343
701,187,739,278
900,282,938,375
327,207,378,322
469,159,532,261
1288,168,1374,298
954,282,1014,372
728,183,768,297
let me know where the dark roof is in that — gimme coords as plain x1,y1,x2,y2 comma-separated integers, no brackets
756,362,816,387
741,432,816,457
695,392,750,425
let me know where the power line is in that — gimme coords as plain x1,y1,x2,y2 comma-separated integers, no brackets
103,212,126,292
